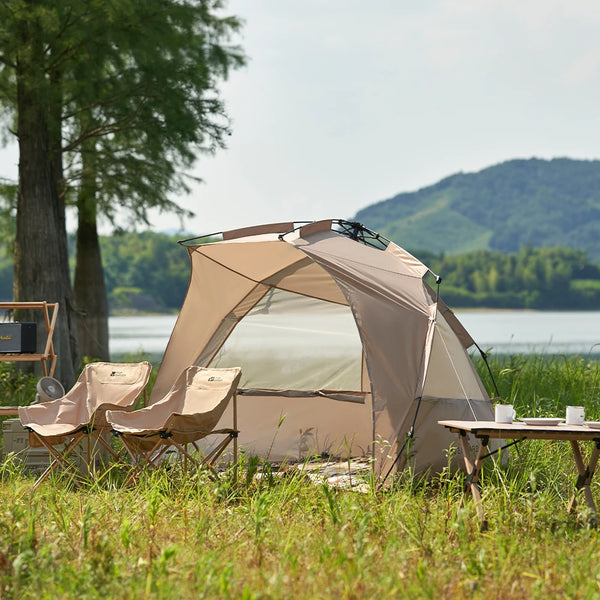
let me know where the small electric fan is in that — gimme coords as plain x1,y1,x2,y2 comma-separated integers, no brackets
34,376,66,404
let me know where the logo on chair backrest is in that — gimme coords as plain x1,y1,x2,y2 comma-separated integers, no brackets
110,371,127,377
208,376,223,382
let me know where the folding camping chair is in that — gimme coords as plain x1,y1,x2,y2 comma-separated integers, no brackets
106,366,241,485
19,361,152,489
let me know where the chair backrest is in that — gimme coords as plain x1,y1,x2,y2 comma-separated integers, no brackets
84,361,150,405
111,366,239,433
80,361,151,423
165,366,242,432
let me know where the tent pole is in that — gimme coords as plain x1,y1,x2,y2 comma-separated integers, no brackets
378,396,423,489
435,276,442,301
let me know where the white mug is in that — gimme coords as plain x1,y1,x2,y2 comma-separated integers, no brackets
566,405,585,425
495,404,516,424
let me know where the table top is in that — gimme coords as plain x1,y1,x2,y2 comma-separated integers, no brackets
438,420,600,441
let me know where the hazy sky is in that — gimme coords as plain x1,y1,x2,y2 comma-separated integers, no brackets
2,0,600,235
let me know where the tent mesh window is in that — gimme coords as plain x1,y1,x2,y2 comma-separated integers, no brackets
209,288,363,394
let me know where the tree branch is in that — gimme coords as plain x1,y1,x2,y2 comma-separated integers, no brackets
62,98,149,153
0,54,16,69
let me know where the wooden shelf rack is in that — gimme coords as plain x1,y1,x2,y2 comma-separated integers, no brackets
0,301,59,378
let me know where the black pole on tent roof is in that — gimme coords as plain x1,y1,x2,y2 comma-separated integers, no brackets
178,221,317,246
179,219,440,277
177,231,224,245
335,220,391,250
176,220,386,246
278,220,342,241
278,219,393,252
344,221,363,241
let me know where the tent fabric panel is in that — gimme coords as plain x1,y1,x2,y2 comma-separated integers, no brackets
292,232,432,315
417,306,438,401
424,283,475,349
290,229,435,447
339,283,430,442
438,299,475,349
199,240,306,283
355,294,429,415
422,313,490,403
396,396,495,474
195,283,269,368
298,220,333,237
369,407,396,476
384,241,430,277
200,392,373,462
239,389,368,404
263,259,348,305
150,251,261,403
362,353,375,460
292,229,430,286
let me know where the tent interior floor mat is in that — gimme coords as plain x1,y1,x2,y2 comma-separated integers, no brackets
255,457,373,492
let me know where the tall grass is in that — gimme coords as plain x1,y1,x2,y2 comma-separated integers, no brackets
0,355,597,598
477,352,600,418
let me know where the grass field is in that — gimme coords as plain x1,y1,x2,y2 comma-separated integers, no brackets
0,354,598,599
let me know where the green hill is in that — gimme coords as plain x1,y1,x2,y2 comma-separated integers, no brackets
353,158,600,260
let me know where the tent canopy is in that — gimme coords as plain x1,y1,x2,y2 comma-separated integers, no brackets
153,220,493,474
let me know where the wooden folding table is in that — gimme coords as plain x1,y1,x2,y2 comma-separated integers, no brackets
438,420,600,526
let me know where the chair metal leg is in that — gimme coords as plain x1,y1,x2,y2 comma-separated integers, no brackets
31,432,86,490
115,427,240,485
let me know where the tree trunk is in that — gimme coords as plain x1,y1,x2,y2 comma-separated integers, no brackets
13,16,77,387
49,62,80,374
74,146,110,361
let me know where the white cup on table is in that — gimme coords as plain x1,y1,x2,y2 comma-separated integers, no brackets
566,405,585,425
494,404,516,424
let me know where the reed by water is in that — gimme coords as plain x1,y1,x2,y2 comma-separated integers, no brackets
0,353,598,599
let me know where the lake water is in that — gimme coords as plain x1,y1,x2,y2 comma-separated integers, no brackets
108,311,600,358
457,311,600,355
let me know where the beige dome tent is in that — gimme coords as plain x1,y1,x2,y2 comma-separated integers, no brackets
151,220,495,476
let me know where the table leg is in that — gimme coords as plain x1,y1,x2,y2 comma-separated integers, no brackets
568,440,600,524
458,432,489,524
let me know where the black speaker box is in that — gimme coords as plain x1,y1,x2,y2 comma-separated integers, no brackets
0,322,37,353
